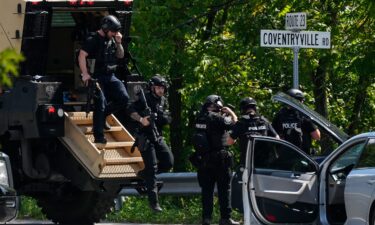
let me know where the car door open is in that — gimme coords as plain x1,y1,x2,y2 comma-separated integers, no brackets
246,136,319,224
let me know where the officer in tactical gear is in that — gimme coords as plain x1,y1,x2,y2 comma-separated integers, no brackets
78,15,129,144
227,97,279,165
272,88,321,154
192,95,239,225
128,75,174,212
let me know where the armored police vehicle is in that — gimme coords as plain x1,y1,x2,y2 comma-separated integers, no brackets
0,0,144,223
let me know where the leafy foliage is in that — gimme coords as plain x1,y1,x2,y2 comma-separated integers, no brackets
0,48,24,89
106,196,242,224
130,0,375,167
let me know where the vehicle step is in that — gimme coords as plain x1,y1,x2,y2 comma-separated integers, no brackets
95,141,134,149
105,157,143,164
80,126,122,133
103,149,143,164
98,164,142,178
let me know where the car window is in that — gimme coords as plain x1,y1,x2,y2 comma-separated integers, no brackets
356,139,375,168
329,141,366,174
254,140,316,173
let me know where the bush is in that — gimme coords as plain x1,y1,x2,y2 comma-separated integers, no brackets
18,196,46,220
106,196,242,224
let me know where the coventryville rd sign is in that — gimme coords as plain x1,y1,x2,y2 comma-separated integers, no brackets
260,30,331,49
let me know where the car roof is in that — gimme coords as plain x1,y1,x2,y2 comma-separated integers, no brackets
348,132,375,141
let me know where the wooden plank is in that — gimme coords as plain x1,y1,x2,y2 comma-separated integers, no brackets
80,126,122,134
105,157,143,164
95,141,134,149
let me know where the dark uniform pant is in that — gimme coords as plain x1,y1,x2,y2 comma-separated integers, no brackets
197,164,232,220
93,74,129,140
140,137,174,202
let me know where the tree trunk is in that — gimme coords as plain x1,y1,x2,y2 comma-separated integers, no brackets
347,75,369,135
312,58,328,118
312,57,333,155
201,9,217,41
168,51,184,172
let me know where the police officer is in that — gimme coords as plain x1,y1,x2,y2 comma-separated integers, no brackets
128,75,174,212
272,89,321,154
192,95,239,225
227,97,278,163
79,15,129,143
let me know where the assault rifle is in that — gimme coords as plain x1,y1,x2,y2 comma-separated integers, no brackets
139,88,160,143
130,89,160,153
86,79,99,118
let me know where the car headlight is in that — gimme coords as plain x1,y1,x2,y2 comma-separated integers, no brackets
0,160,9,187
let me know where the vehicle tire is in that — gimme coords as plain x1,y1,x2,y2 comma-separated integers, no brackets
36,187,115,224
372,207,375,225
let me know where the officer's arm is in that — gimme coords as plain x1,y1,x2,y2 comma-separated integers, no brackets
221,107,238,122
114,32,124,58
128,100,150,126
115,43,124,58
268,123,280,139
78,50,91,85
130,112,150,127
310,129,321,140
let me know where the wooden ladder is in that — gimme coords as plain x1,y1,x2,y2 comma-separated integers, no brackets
59,112,144,179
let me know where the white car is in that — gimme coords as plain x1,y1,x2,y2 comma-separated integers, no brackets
242,92,375,225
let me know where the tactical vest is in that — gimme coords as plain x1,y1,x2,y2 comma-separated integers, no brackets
93,34,118,75
240,115,269,138
192,113,210,153
278,109,303,148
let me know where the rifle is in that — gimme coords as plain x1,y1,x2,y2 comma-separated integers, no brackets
130,89,160,153
139,88,160,143
86,79,99,118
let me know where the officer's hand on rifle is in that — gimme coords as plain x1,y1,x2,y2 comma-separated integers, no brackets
81,73,92,86
140,116,150,127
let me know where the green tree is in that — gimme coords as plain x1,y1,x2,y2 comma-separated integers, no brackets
0,48,24,90
130,0,375,171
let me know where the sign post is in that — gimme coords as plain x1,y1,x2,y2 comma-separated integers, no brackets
260,12,331,89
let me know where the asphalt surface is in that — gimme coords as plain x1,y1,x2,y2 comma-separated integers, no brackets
8,220,185,225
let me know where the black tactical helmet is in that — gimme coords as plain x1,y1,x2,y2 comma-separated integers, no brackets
204,95,224,109
287,88,305,101
149,75,168,89
101,15,122,32
240,97,257,113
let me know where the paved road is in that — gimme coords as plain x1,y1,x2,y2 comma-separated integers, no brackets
9,220,185,225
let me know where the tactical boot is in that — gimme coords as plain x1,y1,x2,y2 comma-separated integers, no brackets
104,121,111,130
149,201,163,213
148,191,162,213
136,169,147,180
219,218,240,225
202,218,211,225
94,137,107,144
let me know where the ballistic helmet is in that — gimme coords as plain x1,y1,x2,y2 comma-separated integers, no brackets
101,15,122,32
287,88,305,101
204,95,224,109
239,97,257,113
149,75,168,89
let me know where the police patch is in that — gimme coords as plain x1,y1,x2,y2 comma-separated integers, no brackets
195,124,207,129
224,116,232,125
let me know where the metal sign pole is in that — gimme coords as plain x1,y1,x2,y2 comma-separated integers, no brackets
293,47,300,89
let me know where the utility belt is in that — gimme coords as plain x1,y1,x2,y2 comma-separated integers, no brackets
189,149,233,169
94,64,118,76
